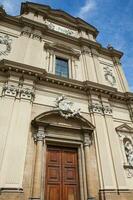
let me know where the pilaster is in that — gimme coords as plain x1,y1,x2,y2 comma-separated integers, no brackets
81,47,97,82
32,126,46,200
83,130,99,200
88,93,117,190
0,75,35,191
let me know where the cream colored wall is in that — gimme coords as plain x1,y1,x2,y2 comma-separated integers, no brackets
0,19,129,92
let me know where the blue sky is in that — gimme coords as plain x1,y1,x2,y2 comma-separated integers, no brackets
0,0,133,91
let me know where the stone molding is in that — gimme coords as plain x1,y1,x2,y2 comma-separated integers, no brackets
0,7,123,59
0,60,133,103
88,102,112,115
2,83,35,101
44,42,81,58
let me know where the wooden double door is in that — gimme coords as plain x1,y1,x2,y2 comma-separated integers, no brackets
45,146,80,200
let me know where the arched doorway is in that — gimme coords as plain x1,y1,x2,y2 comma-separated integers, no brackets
31,110,97,200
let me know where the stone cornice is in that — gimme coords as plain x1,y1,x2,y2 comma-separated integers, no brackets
44,42,81,58
0,59,133,103
0,8,123,59
20,2,98,37
0,59,47,78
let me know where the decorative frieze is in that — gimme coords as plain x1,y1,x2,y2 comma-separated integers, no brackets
88,102,112,115
0,33,12,56
44,20,78,38
2,83,35,101
55,95,81,119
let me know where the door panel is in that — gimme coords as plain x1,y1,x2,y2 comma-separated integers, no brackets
45,146,80,200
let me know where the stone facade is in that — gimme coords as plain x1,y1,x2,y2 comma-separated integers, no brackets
0,2,133,200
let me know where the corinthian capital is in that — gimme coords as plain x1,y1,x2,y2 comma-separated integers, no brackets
34,126,46,142
83,132,93,147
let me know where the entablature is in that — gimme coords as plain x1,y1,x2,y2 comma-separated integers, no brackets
0,59,133,104
0,4,123,60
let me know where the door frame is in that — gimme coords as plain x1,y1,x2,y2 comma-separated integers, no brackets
42,139,88,200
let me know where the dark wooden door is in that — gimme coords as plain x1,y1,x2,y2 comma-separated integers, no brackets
45,146,80,200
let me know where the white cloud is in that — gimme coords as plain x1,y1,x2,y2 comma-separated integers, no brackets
78,0,96,19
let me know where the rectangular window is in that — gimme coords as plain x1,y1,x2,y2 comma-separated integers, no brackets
55,57,69,78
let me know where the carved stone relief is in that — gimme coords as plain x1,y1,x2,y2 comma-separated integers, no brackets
118,127,133,178
2,83,35,101
21,27,42,41
0,33,12,56
88,102,112,115
44,20,78,38
55,95,81,119
34,126,46,142
104,66,116,86
83,132,93,147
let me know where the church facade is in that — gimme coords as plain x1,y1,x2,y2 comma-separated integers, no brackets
0,2,133,200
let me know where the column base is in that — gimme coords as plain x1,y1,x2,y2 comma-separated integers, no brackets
88,197,96,200
29,198,40,200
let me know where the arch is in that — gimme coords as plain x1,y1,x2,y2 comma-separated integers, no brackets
32,110,95,132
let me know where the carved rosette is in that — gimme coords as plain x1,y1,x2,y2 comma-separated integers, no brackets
0,34,12,56
55,95,81,119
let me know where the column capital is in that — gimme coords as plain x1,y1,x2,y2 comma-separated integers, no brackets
34,126,46,142
83,131,93,147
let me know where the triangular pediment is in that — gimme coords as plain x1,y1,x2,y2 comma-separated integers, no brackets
116,123,133,133
21,2,98,36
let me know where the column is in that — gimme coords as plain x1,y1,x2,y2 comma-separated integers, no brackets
83,131,96,200
32,126,46,200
